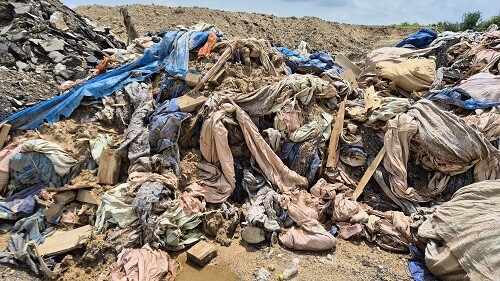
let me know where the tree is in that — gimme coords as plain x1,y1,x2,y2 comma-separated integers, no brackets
460,11,482,30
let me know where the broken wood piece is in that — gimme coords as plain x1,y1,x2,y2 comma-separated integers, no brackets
187,240,217,267
76,189,100,205
335,54,362,77
44,203,65,224
120,7,138,45
53,191,76,204
97,149,121,185
208,68,225,86
353,146,387,200
341,68,359,89
37,225,92,256
185,73,201,87
177,94,208,112
0,123,11,150
46,184,98,192
326,100,346,168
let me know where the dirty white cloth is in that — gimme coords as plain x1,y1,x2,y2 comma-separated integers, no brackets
95,183,138,232
418,180,500,281
383,100,499,202
89,134,114,165
459,72,500,102
20,139,76,176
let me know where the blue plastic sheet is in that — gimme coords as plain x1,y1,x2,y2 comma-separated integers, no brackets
408,244,438,281
149,98,190,154
396,28,438,49
6,31,210,130
276,47,344,74
425,87,500,110
0,183,45,220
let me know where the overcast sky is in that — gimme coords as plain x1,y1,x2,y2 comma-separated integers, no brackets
62,0,500,25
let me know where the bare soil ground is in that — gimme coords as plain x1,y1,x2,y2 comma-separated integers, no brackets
76,5,418,61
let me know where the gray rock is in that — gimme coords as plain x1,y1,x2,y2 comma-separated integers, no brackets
59,70,74,80
15,61,28,71
8,97,23,108
49,11,69,31
48,51,65,63
241,226,266,244
53,63,66,75
62,56,81,68
86,55,99,64
10,31,28,42
0,52,15,66
0,42,8,53
0,24,12,35
8,43,27,60
40,38,65,52
10,3,32,15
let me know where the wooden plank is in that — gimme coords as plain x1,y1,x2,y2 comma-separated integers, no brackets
97,149,121,185
184,73,201,87
340,68,359,89
187,240,217,267
53,191,76,204
177,94,208,112
335,54,362,77
76,189,100,205
0,123,11,150
38,225,92,256
353,146,387,200
326,100,346,168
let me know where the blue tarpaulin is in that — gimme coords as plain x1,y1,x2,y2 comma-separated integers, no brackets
425,87,500,110
408,244,438,281
396,28,438,49
6,31,211,130
276,47,344,74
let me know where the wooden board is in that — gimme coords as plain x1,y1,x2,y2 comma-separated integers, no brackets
353,146,386,200
326,100,346,168
340,68,359,89
187,240,217,267
177,94,208,112
76,189,100,205
97,149,121,185
335,54,362,77
38,225,92,256
0,123,11,150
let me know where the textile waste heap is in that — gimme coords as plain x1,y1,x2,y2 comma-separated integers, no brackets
0,3,499,280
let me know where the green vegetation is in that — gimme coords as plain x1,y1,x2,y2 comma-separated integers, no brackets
393,21,422,28
434,11,500,32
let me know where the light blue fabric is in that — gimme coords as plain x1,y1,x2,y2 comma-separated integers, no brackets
6,31,210,130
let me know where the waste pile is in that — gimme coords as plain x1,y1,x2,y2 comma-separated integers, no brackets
0,2,499,280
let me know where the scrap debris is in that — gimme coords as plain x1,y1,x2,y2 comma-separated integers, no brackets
0,1,499,281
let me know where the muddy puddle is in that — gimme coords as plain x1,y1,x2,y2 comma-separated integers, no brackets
175,252,239,281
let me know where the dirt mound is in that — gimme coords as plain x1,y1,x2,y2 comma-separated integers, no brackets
76,5,418,60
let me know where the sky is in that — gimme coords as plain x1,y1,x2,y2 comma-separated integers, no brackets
62,0,500,25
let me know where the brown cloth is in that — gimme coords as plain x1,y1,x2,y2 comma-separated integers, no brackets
418,180,500,281
279,190,336,251
232,102,308,193
384,100,499,202
375,58,436,92
103,244,180,281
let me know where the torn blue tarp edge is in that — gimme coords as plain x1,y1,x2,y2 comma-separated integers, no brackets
424,87,500,110
5,31,211,131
